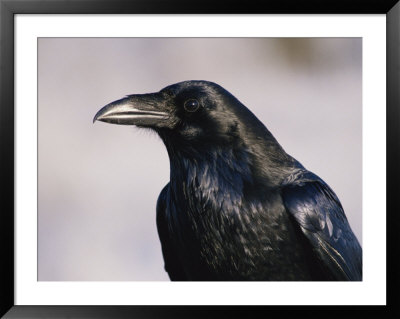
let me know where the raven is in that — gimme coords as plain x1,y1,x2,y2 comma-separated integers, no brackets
94,80,362,281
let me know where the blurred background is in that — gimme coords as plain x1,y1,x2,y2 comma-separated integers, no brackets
38,38,362,281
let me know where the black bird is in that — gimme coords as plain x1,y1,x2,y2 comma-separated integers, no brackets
94,80,362,281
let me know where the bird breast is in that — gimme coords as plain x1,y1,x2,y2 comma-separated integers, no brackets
167,159,308,279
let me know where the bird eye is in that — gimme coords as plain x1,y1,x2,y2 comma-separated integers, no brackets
184,99,200,112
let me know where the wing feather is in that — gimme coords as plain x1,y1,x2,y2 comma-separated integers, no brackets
282,177,362,281
156,183,187,280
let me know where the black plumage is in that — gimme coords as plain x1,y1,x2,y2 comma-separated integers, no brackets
94,80,362,281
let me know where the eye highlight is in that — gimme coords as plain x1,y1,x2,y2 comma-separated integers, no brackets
184,99,200,112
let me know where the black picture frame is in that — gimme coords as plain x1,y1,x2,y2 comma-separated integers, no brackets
1,0,398,318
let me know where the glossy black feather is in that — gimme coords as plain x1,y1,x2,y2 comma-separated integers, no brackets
154,81,362,281
156,184,187,280
282,171,362,280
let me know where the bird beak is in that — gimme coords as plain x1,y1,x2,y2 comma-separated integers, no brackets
93,93,169,127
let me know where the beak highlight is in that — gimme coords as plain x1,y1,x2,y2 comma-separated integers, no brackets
93,94,169,126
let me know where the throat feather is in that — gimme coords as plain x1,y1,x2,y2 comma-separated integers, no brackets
171,149,252,214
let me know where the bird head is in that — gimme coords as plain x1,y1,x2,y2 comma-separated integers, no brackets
94,80,299,185
93,81,270,149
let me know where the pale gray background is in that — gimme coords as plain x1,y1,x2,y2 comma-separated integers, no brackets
38,38,362,281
